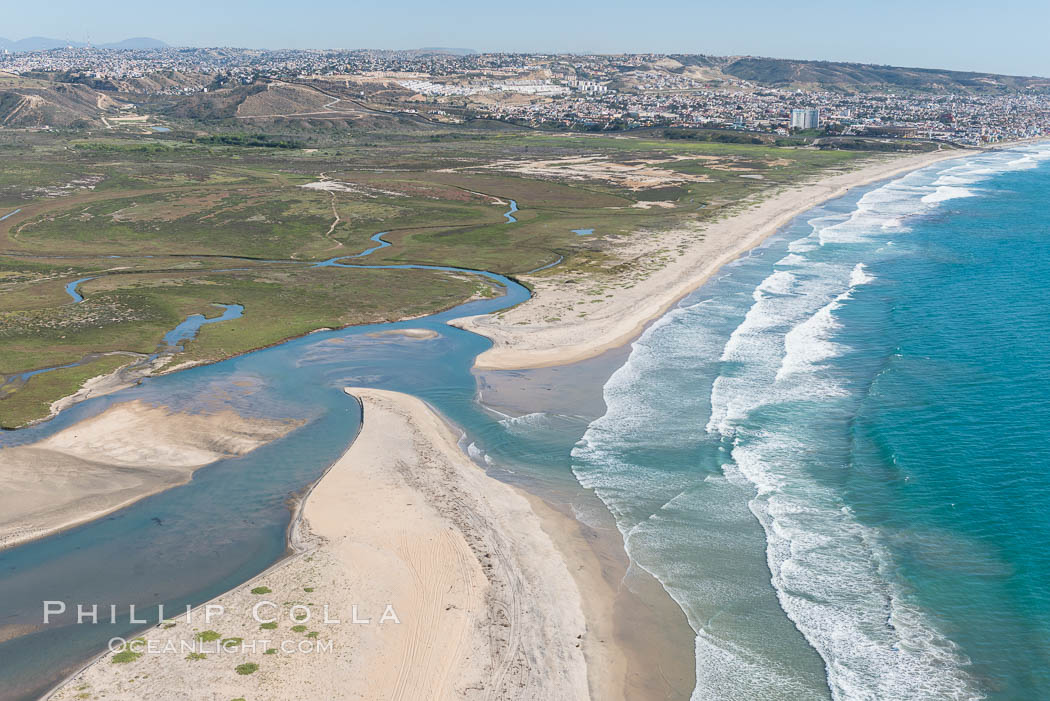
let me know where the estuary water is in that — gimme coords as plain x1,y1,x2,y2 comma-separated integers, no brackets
573,143,1050,700
161,303,245,348
5,145,1050,701
63,277,96,303
0,267,541,700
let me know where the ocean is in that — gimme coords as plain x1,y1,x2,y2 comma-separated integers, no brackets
572,144,1050,700
6,144,1050,701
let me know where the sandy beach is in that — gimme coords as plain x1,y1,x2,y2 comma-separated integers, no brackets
32,148,984,701
452,148,970,369
0,400,299,551
51,388,593,700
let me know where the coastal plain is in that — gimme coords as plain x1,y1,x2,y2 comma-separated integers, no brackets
0,126,885,426
0,119,977,701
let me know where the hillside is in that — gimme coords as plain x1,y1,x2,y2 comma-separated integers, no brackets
669,55,1050,94
1,50,1047,133
0,70,436,131
159,80,433,129
0,81,127,127
13,69,210,95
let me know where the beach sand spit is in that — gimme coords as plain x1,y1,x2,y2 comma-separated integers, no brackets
51,388,591,701
364,327,440,340
0,400,300,551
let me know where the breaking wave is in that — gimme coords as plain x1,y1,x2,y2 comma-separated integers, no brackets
569,146,1050,699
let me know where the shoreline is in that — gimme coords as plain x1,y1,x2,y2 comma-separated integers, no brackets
40,403,363,701
25,141,1045,699
0,146,986,428
51,388,595,701
452,147,976,370
0,400,300,552
1,270,492,430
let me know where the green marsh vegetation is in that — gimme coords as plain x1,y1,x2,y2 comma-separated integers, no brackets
0,125,876,425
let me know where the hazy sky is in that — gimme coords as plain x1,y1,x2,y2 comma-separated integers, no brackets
7,0,1050,77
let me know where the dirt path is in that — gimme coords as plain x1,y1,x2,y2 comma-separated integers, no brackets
317,172,345,251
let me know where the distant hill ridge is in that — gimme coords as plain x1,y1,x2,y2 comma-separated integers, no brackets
0,37,168,52
666,55,1049,93
1,43,1046,98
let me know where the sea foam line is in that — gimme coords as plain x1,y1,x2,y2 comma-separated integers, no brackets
573,148,1049,700
704,156,1010,699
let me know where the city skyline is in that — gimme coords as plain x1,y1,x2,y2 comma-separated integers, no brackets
5,0,1050,77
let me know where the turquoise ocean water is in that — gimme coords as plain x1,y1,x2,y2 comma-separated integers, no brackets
4,145,1050,700
573,144,1050,699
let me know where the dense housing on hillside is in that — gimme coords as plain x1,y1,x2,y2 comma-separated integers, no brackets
3,47,1049,144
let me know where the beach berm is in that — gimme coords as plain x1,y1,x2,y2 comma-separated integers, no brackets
453,149,969,369
51,388,592,700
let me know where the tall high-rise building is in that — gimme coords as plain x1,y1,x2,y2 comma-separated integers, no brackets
790,108,821,130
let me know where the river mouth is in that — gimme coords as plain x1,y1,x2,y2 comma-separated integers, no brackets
4,225,509,419
0,264,532,701
1,200,665,699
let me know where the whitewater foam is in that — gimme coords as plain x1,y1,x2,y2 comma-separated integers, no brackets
704,160,987,698
776,264,874,381
922,185,977,204
570,148,1050,700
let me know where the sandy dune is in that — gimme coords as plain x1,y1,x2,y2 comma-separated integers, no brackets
453,149,969,369
0,401,299,550
52,389,590,701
